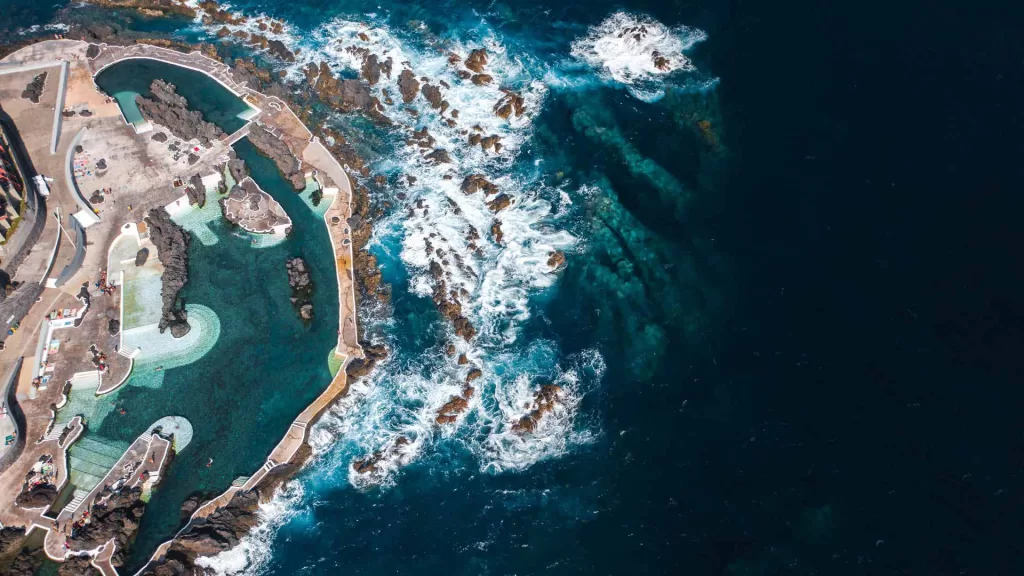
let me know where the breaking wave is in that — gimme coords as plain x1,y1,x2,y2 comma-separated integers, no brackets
195,482,305,575
571,11,710,100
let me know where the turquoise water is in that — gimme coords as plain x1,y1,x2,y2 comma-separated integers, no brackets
56,134,341,568
93,58,253,133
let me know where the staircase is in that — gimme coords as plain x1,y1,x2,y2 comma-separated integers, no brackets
63,489,90,516
117,344,140,359
43,425,65,443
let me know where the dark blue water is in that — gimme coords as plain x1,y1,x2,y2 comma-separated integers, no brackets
8,0,1024,574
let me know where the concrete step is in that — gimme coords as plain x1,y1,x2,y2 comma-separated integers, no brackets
64,490,89,515
43,426,64,442
117,345,139,359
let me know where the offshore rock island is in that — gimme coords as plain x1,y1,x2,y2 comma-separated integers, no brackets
0,31,368,575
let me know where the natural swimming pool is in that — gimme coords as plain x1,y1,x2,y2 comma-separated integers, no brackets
93,58,255,132
57,135,341,569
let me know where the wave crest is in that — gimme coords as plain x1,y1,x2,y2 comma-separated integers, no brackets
571,12,708,100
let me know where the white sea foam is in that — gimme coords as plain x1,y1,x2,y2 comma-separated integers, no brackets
190,2,301,53
196,482,305,575
571,11,708,100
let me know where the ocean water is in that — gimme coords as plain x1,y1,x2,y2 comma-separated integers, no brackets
6,0,1024,574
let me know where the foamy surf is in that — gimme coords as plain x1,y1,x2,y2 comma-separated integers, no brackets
571,11,709,100
195,482,305,575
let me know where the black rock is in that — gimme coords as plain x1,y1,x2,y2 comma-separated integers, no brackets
144,207,191,337
285,257,314,322
226,154,248,183
397,69,419,103
135,248,149,267
247,123,304,190
21,72,46,103
186,173,206,208
267,39,295,62
135,80,224,147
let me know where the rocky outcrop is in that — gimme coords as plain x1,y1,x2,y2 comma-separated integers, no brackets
267,39,295,62
165,490,260,559
358,54,392,85
83,0,197,18
0,526,26,556
220,178,292,234
494,90,525,120
487,193,512,212
490,220,503,244
303,62,388,123
245,123,305,191
145,207,190,338
226,155,247,183
397,70,420,104
352,436,410,475
346,342,387,380
425,148,452,164
464,48,488,73
468,132,503,153
407,126,435,149
15,482,57,508
285,257,314,322
135,80,223,147
427,261,476,341
461,174,498,196
470,73,493,86
5,548,40,576
186,173,206,207
435,367,480,426
421,83,443,109
198,0,243,24
435,394,469,425
232,58,271,90
652,51,670,71
68,486,146,566
511,384,562,434
21,72,46,103
547,250,566,270
480,134,502,152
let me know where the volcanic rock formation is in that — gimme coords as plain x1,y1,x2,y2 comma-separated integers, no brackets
246,123,305,191
145,206,191,337
135,79,224,147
